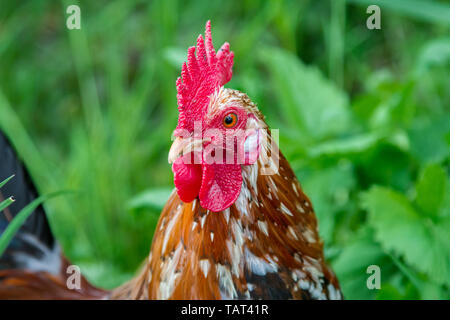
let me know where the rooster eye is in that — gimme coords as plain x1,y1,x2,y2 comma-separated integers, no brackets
223,113,238,128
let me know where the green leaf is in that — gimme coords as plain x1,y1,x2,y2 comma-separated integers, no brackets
415,163,448,218
300,163,356,242
409,115,450,164
260,47,350,140
332,232,391,300
418,38,450,71
390,253,448,299
127,187,173,211
308,131,383,158
362,186,450,286
0,191,70,257
374,284,407,300
0,175,14,189
359,144,413,191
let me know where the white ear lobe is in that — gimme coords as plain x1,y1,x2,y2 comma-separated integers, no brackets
243,129,260,165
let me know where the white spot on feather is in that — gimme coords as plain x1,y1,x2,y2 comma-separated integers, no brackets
245,249,277,276
216,264,237,299
159,217,166,231
287,226,298,240
241,147,259,193
162,206,182,254
257,220,269,236
199,259,211,278
280,203,293,216
223,208,230,223
296,203,305,213
302,228,316,243
227,219,247,277
200,213,208,229
299,280,310,290
303,257,324,284
292,182,299,196
297,279,326,300
235,188,250,217
158,245,183,299
327,283,341,300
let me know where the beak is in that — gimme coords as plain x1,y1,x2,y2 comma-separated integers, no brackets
168,137,206,164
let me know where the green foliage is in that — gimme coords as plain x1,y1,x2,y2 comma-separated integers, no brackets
332,228,396,300
0,0,449,298
260,47,351,141
415,164,448,218
1,176,68,256
0,190,70,257
363,185,450,287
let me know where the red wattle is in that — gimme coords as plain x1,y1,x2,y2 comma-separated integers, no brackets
199,164,242,212
172,157,202,203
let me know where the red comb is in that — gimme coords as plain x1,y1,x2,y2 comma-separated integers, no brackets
175,20,234,133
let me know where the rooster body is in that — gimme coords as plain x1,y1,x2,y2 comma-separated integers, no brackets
113,88,341,300
0,21,341,300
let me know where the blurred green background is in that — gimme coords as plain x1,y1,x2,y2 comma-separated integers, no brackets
0,0,449,299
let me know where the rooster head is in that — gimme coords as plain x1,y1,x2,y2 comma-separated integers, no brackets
169,21,266,212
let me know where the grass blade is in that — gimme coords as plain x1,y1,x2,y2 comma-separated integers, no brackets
0,196,15,212
0,175,14,189
0,191,71,257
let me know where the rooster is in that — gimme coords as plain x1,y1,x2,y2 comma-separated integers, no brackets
0,21,342,300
